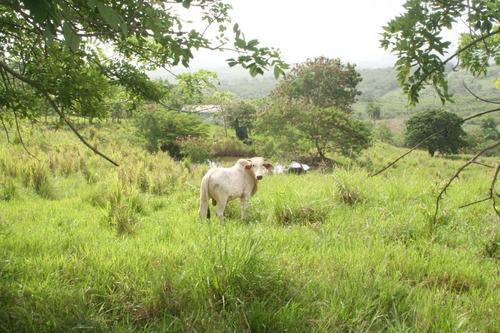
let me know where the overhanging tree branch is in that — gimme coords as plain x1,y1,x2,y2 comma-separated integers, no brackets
0,111,11,144
433,141,500,224
490,164,500,217
12,107,39,161
410,27,500,102
462,80,500,105
0,58,119,166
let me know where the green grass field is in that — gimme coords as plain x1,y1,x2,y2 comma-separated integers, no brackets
0,123,498,332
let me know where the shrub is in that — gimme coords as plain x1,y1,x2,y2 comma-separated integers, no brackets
133,104,208,159
176,135,212,163
21,160,55,198
374,121,394,143
212,137,257,157
333,170,362,205
405,108,467,156
271,189,330,225
103,172,146,235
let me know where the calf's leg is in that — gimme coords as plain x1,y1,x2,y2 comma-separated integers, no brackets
240,197,249,220
215,197,227,222
199,199,209,220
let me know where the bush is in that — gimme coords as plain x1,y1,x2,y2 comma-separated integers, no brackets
374,121,394,144
133,104,208,159
405,108,467,156
464,128,500,156
103,169,148,235
212,137,257,157
176,135,212,163
21,160,55,198
333,170,363,205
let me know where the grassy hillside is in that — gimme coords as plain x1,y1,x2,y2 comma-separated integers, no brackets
0,122,498,331
353,66,500,128
214,65,500,132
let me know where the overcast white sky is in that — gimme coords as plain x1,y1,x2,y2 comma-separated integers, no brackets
163,0,465,74
187,0,408,69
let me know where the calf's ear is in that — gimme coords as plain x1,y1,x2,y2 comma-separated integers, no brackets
264,163,274,171
237,159,250,167
245,159,253,170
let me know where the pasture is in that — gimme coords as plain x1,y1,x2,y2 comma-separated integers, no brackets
0,123,498,332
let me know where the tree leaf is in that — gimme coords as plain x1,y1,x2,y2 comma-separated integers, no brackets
273,65,284,79
62,22,80,52
22,0,49,23
87,0,97,9
249,64,258,77
247,39,259,48
97,2,123,32
234,38,246,49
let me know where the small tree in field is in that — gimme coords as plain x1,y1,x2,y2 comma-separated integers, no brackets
405,109,467,157
375,122,394,144
276,57,362,112
366,102,381,126
480,118,500,141
226,99,257,130
258,57,371,161
134,104,208,159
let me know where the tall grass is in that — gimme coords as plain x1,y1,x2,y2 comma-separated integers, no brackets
0,175,16,200
0,123,498,332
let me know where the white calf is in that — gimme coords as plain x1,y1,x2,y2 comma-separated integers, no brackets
199,157,274,221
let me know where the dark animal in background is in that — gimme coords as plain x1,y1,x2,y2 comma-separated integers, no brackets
288,161,310,174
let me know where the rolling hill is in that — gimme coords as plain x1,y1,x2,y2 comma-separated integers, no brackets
213,65,500,131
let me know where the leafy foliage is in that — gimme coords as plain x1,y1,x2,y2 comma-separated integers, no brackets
381,0,500,105
480,117,500,140
174,70,219,106
374,122,395,144
366,102,381,125
176,135,212,163
275,57,362,113
259,101,372,160
133,104,208,158
258,57,371,160
0,0,287,164
405,109,467,156
225,99,257,129
380,1,499,220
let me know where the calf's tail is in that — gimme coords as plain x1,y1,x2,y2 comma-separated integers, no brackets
200,174,211,219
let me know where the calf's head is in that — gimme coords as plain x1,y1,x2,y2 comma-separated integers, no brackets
239,157,274,180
